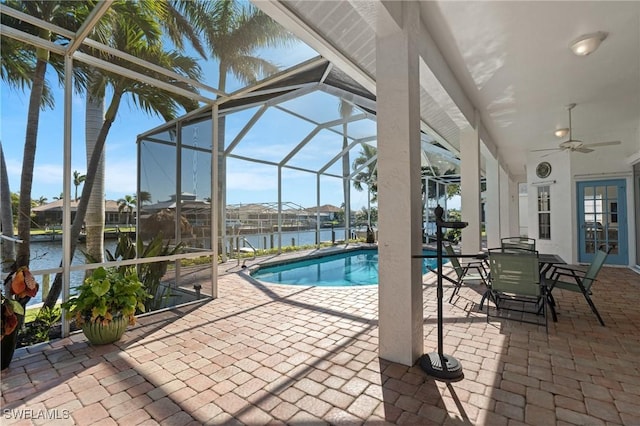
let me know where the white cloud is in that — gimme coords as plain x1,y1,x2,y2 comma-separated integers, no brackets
227,168,277,192
104,158,138,197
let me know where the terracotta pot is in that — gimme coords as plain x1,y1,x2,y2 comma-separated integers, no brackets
81,315,127,345
1,314,24,370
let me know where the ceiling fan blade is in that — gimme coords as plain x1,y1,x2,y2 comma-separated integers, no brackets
583,140,621,148
541,150,563,158
575,147,594,153
530,148,561,152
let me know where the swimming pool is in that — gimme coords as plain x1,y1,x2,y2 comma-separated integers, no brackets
250,248,441,287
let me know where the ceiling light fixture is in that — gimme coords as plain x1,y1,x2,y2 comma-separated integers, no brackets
554,128,569,138
570,31,607,56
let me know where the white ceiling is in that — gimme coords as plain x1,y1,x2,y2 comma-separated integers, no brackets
258,1,640,178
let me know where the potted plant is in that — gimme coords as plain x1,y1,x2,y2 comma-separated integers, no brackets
62,266,151,345
1,266,39,369
83,232,184,312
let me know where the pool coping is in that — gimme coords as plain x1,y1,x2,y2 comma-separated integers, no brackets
245,243,443,288
246,243,378,275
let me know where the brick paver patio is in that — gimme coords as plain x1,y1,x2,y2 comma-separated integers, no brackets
2,249,639,425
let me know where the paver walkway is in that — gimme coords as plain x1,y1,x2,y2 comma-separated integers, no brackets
2,252,639,425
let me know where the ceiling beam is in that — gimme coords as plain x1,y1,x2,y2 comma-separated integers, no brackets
254,1,377,95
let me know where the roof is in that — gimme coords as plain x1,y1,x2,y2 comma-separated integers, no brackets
33,200,121,213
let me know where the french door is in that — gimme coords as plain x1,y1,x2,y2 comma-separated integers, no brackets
577,179,627,265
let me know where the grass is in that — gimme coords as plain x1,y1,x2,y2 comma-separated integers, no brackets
23,304,60,323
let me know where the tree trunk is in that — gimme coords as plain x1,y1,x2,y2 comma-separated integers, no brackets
0,142,16,271
43,89,124,309
16,59,48,268
84,81,106,264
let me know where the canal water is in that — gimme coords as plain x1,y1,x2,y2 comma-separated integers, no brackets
24,228,351,306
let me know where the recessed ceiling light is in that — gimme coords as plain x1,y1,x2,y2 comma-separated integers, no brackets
570,32,607,56
554,128,569,138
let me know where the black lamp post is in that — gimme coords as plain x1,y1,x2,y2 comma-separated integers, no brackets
418,204,467,380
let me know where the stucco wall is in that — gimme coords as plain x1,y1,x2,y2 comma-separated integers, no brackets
527,137,637,266
526,153,573,263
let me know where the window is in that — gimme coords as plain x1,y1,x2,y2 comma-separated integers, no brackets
537,185,551,239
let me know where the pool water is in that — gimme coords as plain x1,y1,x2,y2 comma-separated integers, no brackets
250,248,441,287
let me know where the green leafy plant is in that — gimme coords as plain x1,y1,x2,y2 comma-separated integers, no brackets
62,266,151,326
18,306,61,345
134,234,183,311
84,232,183,311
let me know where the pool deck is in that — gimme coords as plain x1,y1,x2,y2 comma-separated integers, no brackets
2,245,640,425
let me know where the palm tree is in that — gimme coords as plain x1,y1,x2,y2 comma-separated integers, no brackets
138,190,152,205
72,170,86,201
82,1,207,265
352,144,378,201
421,166,460,201
198,0,295,257
53,192,64,201
0,32,54,108
42,10,202,309
35,196,47,206
0,142,15,272
83,82,107,262
1,0,85,269
117,194,137,227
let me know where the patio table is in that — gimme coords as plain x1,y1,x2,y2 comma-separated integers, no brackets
538,253,566,277
538,253,566,322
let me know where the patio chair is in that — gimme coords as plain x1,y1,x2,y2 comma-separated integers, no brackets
486,248,548,331
443,243,488,304
501,237,536,252
547,249,609,326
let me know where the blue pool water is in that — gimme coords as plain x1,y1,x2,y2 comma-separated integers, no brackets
251,248,441,287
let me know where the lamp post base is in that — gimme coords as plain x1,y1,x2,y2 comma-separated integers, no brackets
419,352,463,380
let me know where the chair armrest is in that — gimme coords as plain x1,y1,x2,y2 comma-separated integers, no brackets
551,264,587,273
549,264,586,279
550,270,581,281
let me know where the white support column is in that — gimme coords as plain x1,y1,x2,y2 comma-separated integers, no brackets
61,55,73,338
484,150,500,248
460,124,482,254
316,173,321,246
211,104,219,298
500,167,519,238
376,1,423,366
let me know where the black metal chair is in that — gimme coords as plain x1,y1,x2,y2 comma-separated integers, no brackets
443,243,487,304
547,249,609,326
501,237,536,252
486,248,548,331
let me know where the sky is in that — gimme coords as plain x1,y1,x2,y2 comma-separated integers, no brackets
1,27,459,213
1,38,367,210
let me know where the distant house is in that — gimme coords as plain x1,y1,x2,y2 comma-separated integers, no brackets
32,200,125,227
220,202,346,232
138,193,210,242
140,193,211,227
305,204,343,227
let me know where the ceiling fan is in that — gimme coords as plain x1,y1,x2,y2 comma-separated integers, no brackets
532,103,621,156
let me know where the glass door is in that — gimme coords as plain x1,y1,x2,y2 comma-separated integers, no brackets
577,179,627,265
